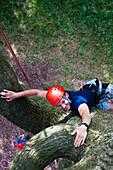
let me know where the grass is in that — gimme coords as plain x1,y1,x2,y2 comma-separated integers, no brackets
0,0,113,87
0,2,113,168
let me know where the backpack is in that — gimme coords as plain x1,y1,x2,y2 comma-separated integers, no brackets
82,78,109,104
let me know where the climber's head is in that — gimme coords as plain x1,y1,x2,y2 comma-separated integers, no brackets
46,85,71,110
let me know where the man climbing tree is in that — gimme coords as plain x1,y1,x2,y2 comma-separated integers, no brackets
0,55,113,170
1,78,113,148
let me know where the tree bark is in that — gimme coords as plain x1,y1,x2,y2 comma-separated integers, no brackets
9,112,113,170
0,54,50,134
1,54,113,170
8,121,84,170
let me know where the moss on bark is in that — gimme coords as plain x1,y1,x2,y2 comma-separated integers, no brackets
0,55,50,133
1,54,113,170
9,110,113,170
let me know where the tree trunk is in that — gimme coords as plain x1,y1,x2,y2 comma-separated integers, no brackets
0,54,50,134
1,54,113,170
9,111,113,170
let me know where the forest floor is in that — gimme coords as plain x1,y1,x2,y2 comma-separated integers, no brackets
0,36,112,170
0,14,112,170
0,35,112,170
0,1,112,169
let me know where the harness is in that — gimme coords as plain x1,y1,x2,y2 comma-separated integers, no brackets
82,78,113,104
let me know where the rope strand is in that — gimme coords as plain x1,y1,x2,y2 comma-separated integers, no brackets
0,26,31,87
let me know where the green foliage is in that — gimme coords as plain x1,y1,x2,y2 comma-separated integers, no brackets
1,0,112,41
0,0,113,83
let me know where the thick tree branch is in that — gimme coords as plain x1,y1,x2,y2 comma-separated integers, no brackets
0,55,50,133
9,122,86,170
9,112,113,170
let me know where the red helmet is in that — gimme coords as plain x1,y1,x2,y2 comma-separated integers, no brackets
17,143,24,150
47,85,65,106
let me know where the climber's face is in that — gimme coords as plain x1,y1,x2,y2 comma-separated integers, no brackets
57,92,70,110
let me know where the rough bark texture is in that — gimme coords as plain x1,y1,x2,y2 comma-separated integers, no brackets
1,55,113,170
8,121,84,170
63,113,113,170
0,55,50,134
8,111,113,170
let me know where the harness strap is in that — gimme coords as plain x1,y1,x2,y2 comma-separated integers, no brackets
98,95,113,104
102,83,109,94
63,95,72,103
82,78,113,105
95,78,99,92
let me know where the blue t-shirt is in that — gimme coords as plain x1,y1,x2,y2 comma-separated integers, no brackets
65,89,97,111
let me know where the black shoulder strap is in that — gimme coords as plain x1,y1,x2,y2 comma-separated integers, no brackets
102,83,109,94
95,78,99,92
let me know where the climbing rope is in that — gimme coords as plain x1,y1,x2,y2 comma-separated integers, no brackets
0,26,31,87
98,94,113,104
72,79,86,86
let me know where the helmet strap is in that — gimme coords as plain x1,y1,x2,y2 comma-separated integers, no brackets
62,95,72,103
